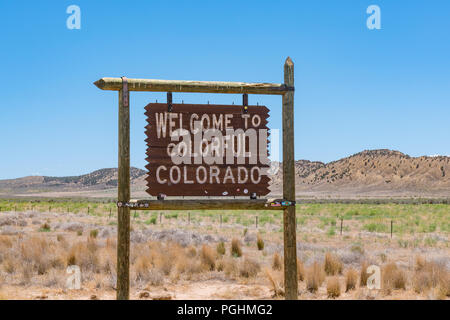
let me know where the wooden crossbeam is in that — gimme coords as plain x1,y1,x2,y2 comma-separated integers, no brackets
130,199,288,211
94,77,293,95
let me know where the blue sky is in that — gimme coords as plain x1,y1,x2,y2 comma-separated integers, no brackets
0,0,449,179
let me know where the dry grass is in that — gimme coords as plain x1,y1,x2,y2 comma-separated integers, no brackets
412,257,449,296
360,261,369,287
231,238,242,257
324,252,343,275
200,244,216,271
437,274,450,299
297,258,305,282
382,262,407,292
239,257,261,278
187,246,197,258
223,257,239,277
327,276,341,298
154,242,184,276
264,268,284,297
67,238,99,272
272,253,282,271
345,268,358,292
256,234,264,251
0,235,13,249
216,241,226,256
134,254,154,283
306,262,325,293
415,255,427,271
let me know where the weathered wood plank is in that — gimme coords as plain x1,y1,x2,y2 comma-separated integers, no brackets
94,77,293,95
132,199,287,210
282,57,298,300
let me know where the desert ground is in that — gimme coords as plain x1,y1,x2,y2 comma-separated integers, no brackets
0,200,448,300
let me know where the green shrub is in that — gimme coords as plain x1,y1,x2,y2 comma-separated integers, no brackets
90,229,98,238
145,217,157,225
364,223,388,233
39,223,51,232
256,234,264,250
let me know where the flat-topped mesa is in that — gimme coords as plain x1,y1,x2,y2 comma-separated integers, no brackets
93,77,293,95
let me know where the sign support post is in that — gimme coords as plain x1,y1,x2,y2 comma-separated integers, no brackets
282,57,298,299
117,78,130,300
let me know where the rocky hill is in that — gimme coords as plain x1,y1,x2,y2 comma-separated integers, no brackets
270,149,449,197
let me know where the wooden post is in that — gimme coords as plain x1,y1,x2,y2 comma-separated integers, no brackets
340,218,343,235
117,81,130,300
282,57,298,300
391,220,393,238
256,216,258,229
188,212,190,224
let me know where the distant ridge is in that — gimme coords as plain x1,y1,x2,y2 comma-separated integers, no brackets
0,167,145,194
0,150,448,198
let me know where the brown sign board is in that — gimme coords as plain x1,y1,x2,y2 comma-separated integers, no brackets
145,103,271,196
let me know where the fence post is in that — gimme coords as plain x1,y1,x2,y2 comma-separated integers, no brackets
340,218,343,235
188,212,190,224
391,220,393,238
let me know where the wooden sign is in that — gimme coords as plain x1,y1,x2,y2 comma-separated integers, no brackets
145,103,270,196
